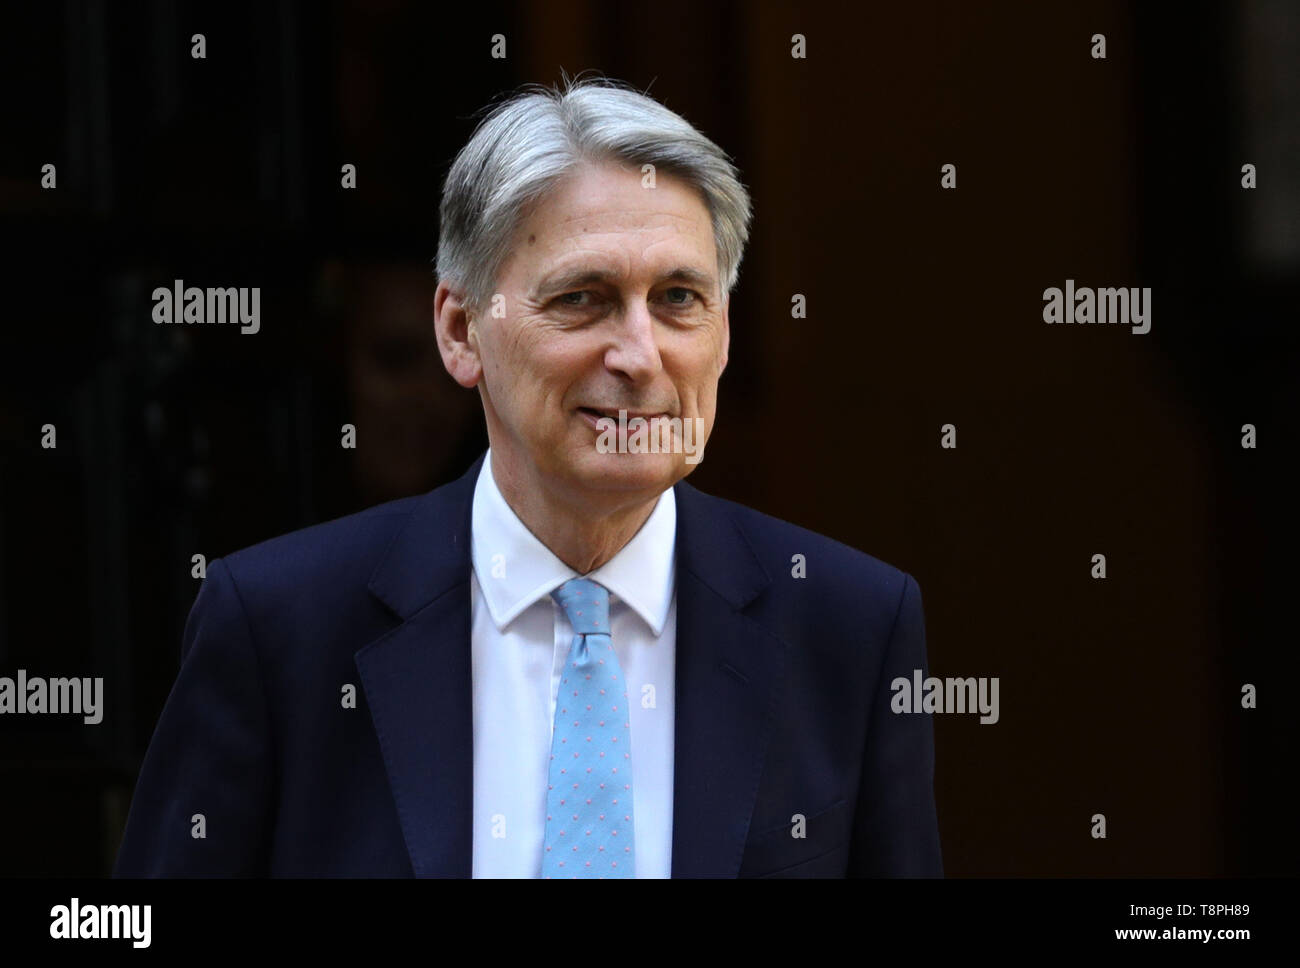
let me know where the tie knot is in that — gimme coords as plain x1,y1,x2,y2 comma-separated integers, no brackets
551,578,609,635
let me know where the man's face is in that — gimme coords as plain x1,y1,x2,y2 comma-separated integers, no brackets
449,160,729,511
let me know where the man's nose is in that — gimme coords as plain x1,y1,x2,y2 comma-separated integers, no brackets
604,298,663,383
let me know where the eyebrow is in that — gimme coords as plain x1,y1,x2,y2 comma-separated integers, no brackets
532,265,718,301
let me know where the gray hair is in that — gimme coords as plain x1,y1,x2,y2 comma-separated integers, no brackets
436,75,753,318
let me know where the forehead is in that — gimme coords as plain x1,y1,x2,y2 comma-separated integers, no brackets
507,161,717,281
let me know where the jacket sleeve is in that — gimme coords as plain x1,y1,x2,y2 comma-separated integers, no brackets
113,557,275,876
847,572,944,876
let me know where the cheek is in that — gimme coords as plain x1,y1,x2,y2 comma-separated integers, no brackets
489,325,546,389
671,341,725,412
696,382,720,423
496,325,587,409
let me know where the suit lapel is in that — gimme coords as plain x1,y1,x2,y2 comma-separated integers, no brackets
669,480,782,877
354,454,483,877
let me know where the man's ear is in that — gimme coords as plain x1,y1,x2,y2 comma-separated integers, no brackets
434,280,483,388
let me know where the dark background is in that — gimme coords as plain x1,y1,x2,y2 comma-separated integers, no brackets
0,0,1296,876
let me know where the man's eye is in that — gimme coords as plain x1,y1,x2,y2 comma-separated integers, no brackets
557,290,592,306
664,287,698,305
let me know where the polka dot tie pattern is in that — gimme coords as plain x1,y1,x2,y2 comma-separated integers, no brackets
542,578,636,878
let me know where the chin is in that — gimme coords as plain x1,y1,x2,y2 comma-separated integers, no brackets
567,449,682,495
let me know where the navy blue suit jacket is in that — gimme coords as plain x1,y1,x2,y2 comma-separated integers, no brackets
114,453,942,877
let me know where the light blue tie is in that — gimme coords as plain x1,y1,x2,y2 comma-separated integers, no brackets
542,578,636,878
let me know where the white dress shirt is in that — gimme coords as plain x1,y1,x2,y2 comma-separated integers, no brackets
469,449,677,877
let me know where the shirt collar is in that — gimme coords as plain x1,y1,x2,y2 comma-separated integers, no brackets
470,448,676,636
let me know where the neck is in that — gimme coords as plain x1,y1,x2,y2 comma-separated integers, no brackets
489,451,660,574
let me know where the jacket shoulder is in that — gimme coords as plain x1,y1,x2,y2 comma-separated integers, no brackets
209,491,432,621
679,483,916,629
690,486,912,584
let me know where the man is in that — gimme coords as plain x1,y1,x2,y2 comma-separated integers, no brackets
114,77,942,878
